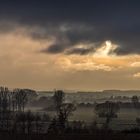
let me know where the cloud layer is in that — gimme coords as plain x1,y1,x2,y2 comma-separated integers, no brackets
0,1,140,56
0,1,140,90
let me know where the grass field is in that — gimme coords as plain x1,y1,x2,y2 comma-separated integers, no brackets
26,106,140,130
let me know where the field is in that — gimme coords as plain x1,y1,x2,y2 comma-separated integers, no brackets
71,107,140,129
27,106,140,130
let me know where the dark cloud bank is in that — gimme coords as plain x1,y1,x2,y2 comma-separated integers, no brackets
0,0,140,55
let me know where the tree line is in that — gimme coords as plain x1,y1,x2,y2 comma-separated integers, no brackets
0,86,139,135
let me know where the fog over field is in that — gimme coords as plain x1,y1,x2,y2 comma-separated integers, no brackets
24,90,140,130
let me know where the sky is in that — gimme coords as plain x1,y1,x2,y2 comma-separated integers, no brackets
0,0,140,90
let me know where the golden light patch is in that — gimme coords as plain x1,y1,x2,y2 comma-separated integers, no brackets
56,52,140,72
131,62,140,67
133,72,140,78
94,40,117,57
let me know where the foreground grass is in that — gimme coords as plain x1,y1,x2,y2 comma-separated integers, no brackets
0,131,140,140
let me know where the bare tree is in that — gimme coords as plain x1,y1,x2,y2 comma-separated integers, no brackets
49,103,76,134
53,90,76,127
0,87,11,130
49,90,76,133
95,101,120,128
11,91,17,112
58,103,76,125
13,89,28,112
0,86,37,132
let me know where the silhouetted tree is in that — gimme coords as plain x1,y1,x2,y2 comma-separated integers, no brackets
58,103,76,128
16,112,27,133
49,90,76,134
50,103,76,134
48,118,58,134
26,110,34,134
0,86,39,133
11,91,17,112
13,89,28,112
131,95,139,108
0,87,11,130
15,110,35,134
95,101,120,128
34,113,41,134
53,90,65,113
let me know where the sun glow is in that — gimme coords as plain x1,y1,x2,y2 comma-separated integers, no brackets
94,40,118,57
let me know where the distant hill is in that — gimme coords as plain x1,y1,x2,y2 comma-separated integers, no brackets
38,90,140,96
37,90,140,103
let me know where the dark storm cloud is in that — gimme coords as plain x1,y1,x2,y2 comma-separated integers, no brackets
42,44,66,54
0,0,140,55
65,47,95,55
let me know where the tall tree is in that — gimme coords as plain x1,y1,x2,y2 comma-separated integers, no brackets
13,89,28,112
58,103,76,129
53,90,65,113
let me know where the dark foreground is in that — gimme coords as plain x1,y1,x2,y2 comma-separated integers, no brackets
1,132,140,140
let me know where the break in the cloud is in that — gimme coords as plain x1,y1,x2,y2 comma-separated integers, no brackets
0,0,140,90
